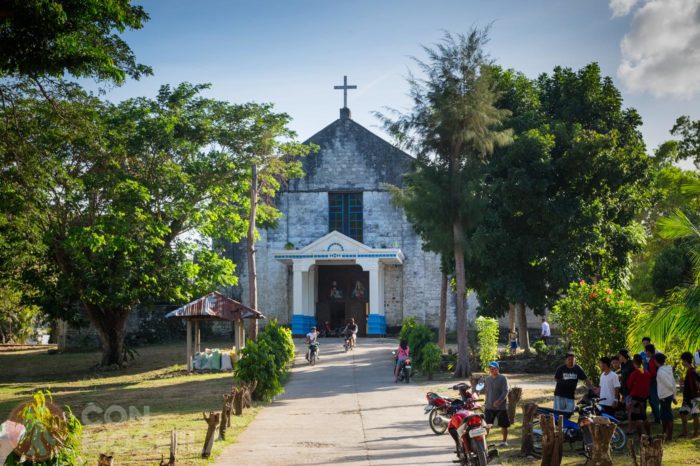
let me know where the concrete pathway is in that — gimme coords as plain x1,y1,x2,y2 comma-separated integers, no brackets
213,338,471,466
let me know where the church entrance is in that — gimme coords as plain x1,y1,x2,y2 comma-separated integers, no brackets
316,264,368,336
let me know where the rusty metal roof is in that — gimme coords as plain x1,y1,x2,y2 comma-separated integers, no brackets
164,291,265,321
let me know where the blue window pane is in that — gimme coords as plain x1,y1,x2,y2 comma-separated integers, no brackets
328,192,362,242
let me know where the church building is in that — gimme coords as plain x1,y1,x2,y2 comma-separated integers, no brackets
231,77,460,336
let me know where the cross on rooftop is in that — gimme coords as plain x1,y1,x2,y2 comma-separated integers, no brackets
333,75,357,109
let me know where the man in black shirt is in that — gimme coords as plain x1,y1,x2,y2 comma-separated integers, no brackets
554,351,592,413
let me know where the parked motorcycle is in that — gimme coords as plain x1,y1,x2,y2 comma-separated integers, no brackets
308,342,319,365
446,384,498,466
424,381,483,434
532,398,626,458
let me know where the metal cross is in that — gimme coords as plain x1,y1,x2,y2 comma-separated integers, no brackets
333,75,357,108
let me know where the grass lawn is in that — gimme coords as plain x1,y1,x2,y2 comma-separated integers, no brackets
0,342,260,465
422,372,700,466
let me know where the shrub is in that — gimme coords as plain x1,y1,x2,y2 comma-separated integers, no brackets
399,317,417,342
407,323,434,368
475,316,499,371
234,339,283,402
533,340,547,355
258,319,295,371
5,391,83,466
421,342,442,380
552,280,640,381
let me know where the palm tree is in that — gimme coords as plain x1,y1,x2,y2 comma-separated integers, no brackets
379,29,512,377
630,179,700,351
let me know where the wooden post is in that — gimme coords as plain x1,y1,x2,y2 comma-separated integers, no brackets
589,416,615,466
507,387,523,424
521,402,538,457
219,394,234,440
159,430,177,466
201,412,220,459
194,320,201,353
186,320,192,372
98,454,114,465
540,414,563,466
638,434,664,466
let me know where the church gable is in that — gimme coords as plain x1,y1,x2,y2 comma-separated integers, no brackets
290,112,414,192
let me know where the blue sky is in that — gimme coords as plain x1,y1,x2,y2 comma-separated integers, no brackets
94,0,700,157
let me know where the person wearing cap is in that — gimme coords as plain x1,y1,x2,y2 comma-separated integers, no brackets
305,326,319,361
484,361,510,447
553,351,591,413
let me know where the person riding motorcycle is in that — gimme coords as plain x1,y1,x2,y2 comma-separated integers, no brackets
343,318,358,349
305,326,319,361
394,339,410,382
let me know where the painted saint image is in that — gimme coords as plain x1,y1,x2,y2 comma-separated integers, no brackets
351,280,366,300
329,281,343,299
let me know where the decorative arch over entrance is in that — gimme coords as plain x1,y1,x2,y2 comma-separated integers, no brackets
272,231,404,336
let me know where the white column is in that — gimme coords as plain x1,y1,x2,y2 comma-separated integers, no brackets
293,268,303,315
306,266,315,316
368,267,379,315
378,263,385,316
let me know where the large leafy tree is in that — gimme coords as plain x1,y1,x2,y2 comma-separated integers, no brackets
473,64,652,351
1,82,301,366
0,0,150,82
379,29,513,377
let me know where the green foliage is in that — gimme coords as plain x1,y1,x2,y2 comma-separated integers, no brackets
475,316,499,370
651,245,692,296
234,339,283,402
399,317,417,342
258,319,295,371
671,115,700,168
0,284,40,343
532,340,547,355
5,391,83,465
629,178,700,351
552,280,640,380
0,0,151,83
420,343,442,380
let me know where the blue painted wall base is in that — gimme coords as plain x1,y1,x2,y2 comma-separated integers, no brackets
292,314,316,336
367,314,386,336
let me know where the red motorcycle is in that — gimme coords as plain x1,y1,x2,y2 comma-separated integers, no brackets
424,382,474,434
446,382,498,466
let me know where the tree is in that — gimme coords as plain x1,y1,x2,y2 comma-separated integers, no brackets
0,0,151,83
216,105,313,340
379,29,513,377
671,116,700,169
1,82,305,366
629,178,700,351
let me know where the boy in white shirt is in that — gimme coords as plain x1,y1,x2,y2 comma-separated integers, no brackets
305,326,319,361
597,356,620,415
654,352,676,441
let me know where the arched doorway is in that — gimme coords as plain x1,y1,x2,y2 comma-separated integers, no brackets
315,264,368,336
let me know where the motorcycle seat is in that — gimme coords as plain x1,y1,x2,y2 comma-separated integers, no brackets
535,406,575,418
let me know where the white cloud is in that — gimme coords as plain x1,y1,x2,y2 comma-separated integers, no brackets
609,0,640,17
617,0,700,97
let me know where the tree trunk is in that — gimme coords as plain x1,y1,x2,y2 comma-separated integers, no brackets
201,412,220,459
84,303,130,367
508,303,516,333
516,301,531,354
638,434,664,466
246,163,259,341
540,413,563,466
452,219,471,378
588,417,615,466
507,386,523,424
438,271,448,352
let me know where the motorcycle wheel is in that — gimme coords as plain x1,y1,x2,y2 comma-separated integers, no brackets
404,368,410,383
611,426,627,451
473,441,488,466
532,431,543,455
310,351,316,366
428,407,449,435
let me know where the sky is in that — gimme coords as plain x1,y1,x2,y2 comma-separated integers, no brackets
92,0,700,158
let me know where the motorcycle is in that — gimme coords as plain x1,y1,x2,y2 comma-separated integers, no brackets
343,333,353,352
397,357,411,383
424,381,483,435
532,397,627,458
447,384,498,466
308,342,319,365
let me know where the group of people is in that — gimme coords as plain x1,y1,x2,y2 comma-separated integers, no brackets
305,318,359,361
551,340,700,441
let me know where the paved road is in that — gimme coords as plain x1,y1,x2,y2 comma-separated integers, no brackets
213,338,473,466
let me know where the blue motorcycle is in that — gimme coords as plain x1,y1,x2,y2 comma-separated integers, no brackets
532,398,627,458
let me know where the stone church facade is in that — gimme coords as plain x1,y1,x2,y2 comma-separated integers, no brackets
230,106,460,336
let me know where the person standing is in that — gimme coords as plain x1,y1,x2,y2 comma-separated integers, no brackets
540,318,551,345
508,328,518,356
639,337,652,366
645,344,661,423
679,351,700,438
654,352,676,441
619,349,635,432
627,354,652,437
597,357,621,415
484,361,510,447
554,352,592,413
